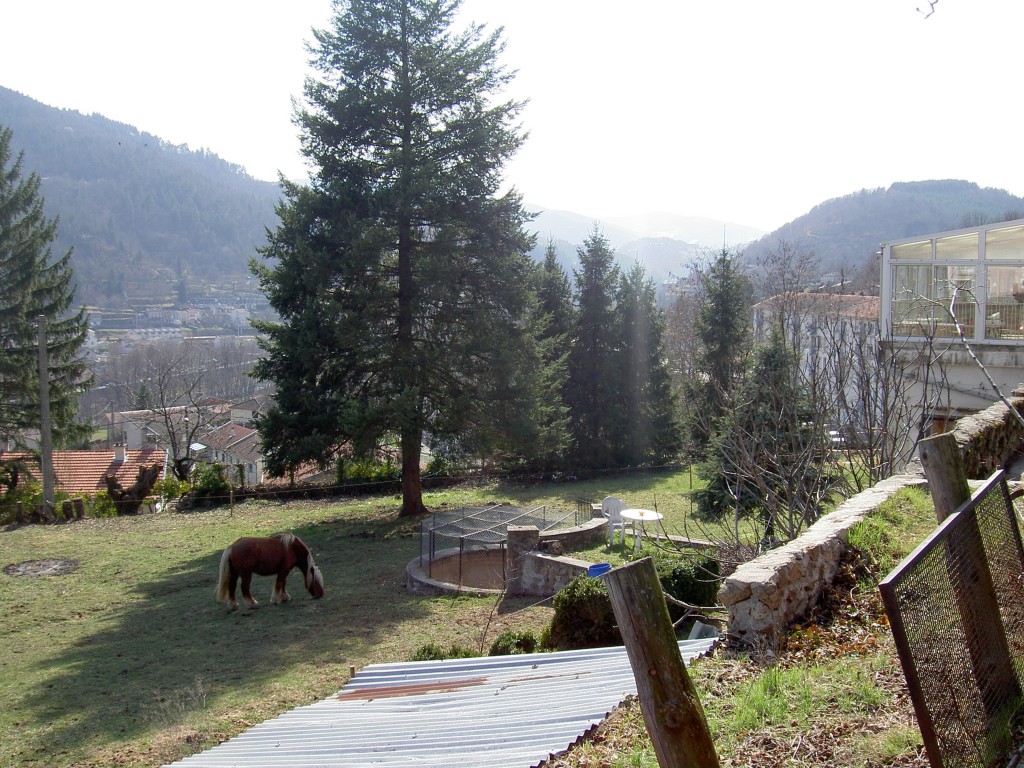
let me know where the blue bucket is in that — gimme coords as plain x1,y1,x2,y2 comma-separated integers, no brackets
587,562,611,578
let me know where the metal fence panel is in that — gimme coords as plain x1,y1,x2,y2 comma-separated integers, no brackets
418,503,581,584
879,471,1024,768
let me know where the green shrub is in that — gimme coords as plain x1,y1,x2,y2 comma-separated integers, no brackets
656,555,721,622
409,642,478,661
488,630,538,656
0,487,41,525
187,463,231,505
424,453,458,477
544,575,621,651
338,458,400,484
89,491,118,518
153,476,189,501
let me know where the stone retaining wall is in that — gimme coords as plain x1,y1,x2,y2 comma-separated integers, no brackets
720,387,1024,643
953,387,1024,479
718,472,925,641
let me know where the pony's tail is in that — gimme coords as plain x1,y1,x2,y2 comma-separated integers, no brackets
215,546,233,604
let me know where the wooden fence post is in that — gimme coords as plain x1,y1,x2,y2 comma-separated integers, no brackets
918,432,970,523
603,557,719,768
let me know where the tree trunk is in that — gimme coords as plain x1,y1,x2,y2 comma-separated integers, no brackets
399,426,427,517
105,463,162,515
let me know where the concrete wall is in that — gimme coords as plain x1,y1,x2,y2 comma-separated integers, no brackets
719,387,1024,643
406,515,609,597
506,518,608,597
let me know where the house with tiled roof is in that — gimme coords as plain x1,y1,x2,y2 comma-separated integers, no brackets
751,292,880,345
99,402,230,452
1,446,167,497
229,394,271,426
196,423,264,486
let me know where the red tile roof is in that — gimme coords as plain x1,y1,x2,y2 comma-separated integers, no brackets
1,449,166,495
753,292,880,321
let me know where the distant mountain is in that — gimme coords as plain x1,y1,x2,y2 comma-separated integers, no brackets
524,205,761,283
5,86,1024,309
0,86,281,307
742,180,1024,288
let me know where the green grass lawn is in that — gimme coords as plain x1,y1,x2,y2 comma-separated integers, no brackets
0,470,710,768
1,471,933,768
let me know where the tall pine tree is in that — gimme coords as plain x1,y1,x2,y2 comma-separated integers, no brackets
251,0,547,515
535,239,574,347
0,126,89,448
695,328,837,544
686,247,754,449
565,228,620,468
614,262,682,465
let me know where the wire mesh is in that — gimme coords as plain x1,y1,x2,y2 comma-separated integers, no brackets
879,471,1024,768
418,503,578,583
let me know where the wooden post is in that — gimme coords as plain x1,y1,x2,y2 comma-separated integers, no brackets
918,432,970,522
918,433,1021,728
603,557,719,768
37,316,55,514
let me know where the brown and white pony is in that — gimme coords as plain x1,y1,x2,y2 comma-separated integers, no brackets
215,533,325,609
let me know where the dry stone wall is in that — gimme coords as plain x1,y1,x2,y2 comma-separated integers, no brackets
720,387,1024,643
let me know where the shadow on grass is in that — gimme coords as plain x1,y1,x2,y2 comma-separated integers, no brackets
16,513,431,760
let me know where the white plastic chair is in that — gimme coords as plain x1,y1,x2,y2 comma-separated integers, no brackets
602,496,630,547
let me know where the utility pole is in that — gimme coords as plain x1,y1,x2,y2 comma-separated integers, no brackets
37,316,54,514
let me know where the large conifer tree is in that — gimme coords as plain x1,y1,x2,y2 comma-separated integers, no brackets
614,262,682,465
0,126,89,448
685,248,754,448
565,228,621,468
251,0,543,515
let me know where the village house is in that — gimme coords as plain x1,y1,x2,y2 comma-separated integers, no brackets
194,422,264,486
0,446,166,498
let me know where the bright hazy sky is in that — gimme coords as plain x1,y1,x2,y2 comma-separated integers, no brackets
3,0,1021,232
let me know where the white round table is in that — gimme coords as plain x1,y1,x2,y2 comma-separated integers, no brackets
620,508,663,551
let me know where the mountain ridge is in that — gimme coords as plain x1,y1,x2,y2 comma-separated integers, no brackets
5,85,1024,305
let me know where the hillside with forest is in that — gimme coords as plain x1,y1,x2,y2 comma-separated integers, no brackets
5,85,1024,306
742,180,1024,288
0,86,281,307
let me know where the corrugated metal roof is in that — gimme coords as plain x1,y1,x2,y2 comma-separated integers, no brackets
163,638,717,768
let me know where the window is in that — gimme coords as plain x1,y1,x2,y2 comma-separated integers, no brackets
984,265,1024,339
891,240,932,260
889,264,976,337
936,232,979,260
985,224,1024,260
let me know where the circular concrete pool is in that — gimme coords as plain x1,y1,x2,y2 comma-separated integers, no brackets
406,547,506,595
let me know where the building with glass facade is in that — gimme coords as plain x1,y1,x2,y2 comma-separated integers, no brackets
881,219,1024,415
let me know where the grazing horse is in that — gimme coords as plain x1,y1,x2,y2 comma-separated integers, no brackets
215,533,324,609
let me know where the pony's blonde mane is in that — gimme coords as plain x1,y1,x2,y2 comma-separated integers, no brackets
304,551,319,588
